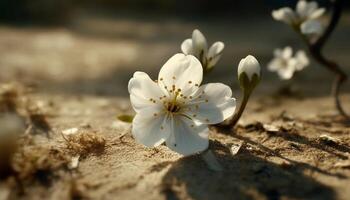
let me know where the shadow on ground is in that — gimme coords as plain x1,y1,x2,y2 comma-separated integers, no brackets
161,140,336,200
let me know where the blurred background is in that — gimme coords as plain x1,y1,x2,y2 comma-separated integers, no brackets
1,0,350,24
0,0,349,97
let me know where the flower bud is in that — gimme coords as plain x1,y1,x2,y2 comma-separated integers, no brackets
192,29,208,60
237,55,261,92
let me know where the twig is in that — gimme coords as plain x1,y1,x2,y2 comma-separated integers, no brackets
305,0,348,118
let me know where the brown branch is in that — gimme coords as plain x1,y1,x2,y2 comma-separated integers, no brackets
306,0,348,119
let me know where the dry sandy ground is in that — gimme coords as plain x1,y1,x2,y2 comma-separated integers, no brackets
0,13,350,200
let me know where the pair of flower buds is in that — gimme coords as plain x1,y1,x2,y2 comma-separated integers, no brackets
182,29,261,91
128,29,260,156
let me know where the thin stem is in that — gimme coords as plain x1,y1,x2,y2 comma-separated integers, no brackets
301,0,348,119
332,75,348,117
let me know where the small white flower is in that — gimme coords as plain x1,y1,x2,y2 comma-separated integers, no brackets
128,53,236,156
272,0,325,35
181,29,224,71
62,127,79,136
268,47,309,80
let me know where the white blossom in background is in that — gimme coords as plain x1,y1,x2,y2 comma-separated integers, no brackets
128,53,236,156
181,29,224,71
272,0,325,36
268,46,309,80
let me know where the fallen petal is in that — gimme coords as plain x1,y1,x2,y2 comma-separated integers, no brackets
62,127,79,136
319,134,340,145
230,141,243,155
68,155,80,169
334,160,350,169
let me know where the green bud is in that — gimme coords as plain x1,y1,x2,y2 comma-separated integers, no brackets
237,55,261,93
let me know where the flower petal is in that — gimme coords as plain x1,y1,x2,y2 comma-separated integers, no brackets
294,50,309,71
309,8,325,19
272,7,297,25
273,48,283,58
207,41,224,59
166,116,209,156
128,71,164,112
207,41,224,68
297,0,318,20
296,0,309,19
278,68,295,80
132,107,171,147
282,46,293,59
184,83,236,124
300,20,323,35
278,60,297,80
192,29,208,60
181,39,194,55
158,53,203,96
268,58,284,71
238,55,261,81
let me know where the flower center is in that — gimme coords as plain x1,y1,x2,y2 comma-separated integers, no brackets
165,102,181,113
281,59,289,68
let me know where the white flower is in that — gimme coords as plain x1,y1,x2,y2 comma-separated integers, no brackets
268,47,309,80
272,0,325,35
181,29,224,71
128,53,236,156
